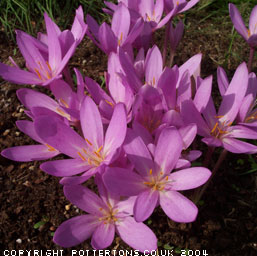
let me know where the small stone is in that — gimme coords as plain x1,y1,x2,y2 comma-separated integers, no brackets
27,238,31,242
23,180,31,187
65,204,71,211
20,164,27,169
19,108,24,113
6,165,14,172
15,131,20,136
50,226,55,231
29,166,35,171
16,238,22,244
3,129,10,136
75,209,79,213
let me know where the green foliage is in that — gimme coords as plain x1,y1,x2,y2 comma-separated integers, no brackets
0,0,110,41
33,215,49,229
238,155,257,175
163,243,174,250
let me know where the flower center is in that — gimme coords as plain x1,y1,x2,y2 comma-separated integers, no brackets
77,139,104,166
210,116,232,138
143,169,171,191
98,204,119,224
140,114,161,133
34,61,53,81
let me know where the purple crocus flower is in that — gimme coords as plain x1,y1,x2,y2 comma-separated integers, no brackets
181,62,257,153
17,88,73,123
169,20,184,52
86,3,143,55
164,0,199,15
1,120,60,162
54,175,157,251
0,10,83,86
103,127,211,222
229,3,257,47
237,72,257,128
34,96,127,185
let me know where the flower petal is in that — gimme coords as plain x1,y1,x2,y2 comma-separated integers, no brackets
154,127,183,174
222,137,257,154
124,128,154,176
134,189,159,222
160,190,198,222
1,145,58,162
111,3,130,42
103,167,146,196
40,158,89,177
104,103,127,157
168,167,211,191
80,96,103,149
217,66,229,96
53,215,98,248
91,222,115,250
34,116,86,158
17,88,58,112
218,62,248,124
116,216,157,252
229,3,248,41
145,45,163,87
0,63,40,85
64,185,105,214
193,75,213,113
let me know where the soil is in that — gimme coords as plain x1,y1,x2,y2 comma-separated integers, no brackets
0,11,257,256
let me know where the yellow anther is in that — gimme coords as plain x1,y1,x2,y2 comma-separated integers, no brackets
118,32,123,46
56,107,65,116
35,68,42,80
147,13,151,21
46,71,51,79
82,148,88,154
160,171,163,176
94,151,102,158
211,122,218,134
60,98,69,108
248,29,251,37
105,100,114,107
77,151,86,161
99,207,103,211
46,144,56,152
215,115,224,119
165,176,169,181
88,158,92,165
37,61,43,70
176,1,179,6
85,138,93,146
152,77,155,86
46,61,52,72
149,169,153,175
96,146,103,153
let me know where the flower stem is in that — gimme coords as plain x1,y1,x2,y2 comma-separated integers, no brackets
169,48,175,67
162,22,171,66
194,149,228,204
203,146,215,167
247,47,254,73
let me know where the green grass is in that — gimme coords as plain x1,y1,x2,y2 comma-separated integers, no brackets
0,0,110,41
